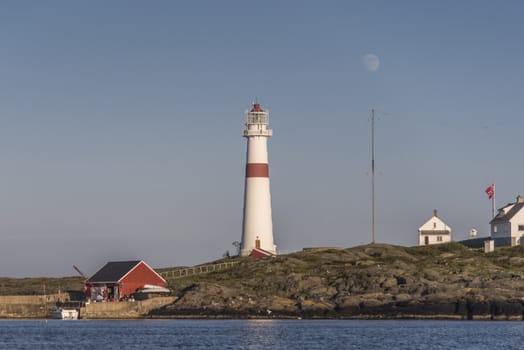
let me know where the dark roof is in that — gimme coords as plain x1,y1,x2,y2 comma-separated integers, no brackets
250,103,264,112
490,202,524,224
87,260,141,283
250,247,275,257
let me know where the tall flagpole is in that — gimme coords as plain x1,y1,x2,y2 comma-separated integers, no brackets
371,109,375,244
492,183,496,219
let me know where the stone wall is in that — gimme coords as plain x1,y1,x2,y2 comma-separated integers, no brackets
0,294,175,319
0,294,66,318
80,297,177,319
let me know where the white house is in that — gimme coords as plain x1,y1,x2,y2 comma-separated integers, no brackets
489,195,524,246
418,209,452,246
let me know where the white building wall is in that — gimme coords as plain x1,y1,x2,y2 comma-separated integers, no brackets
510,210,524,241
489,197,524,246
418,232,452,246
418,216,450,232
491,222,511,238
418,212,451,246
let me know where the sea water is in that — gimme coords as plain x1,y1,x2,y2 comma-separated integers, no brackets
0,319,522,349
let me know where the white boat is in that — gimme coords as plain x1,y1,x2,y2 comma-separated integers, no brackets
49,307,79,320
139,284,171,293
133,284,170,300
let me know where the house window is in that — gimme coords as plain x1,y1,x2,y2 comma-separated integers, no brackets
493,225,497,233
433,222,436,229
437,236,443,242
519,225,524,231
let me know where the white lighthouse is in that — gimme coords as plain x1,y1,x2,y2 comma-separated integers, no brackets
240,102,276,256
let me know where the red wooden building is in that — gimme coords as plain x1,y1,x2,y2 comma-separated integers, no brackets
86,260,166,301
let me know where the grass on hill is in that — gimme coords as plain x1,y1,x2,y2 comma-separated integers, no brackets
4,242,524,296
0,276,84,296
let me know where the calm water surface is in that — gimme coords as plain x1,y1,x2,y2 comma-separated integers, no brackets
0,319,522,349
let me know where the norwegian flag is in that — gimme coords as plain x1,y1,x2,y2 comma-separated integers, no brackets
485,184,495,200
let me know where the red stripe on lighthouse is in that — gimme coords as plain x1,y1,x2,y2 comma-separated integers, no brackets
246,163,269,178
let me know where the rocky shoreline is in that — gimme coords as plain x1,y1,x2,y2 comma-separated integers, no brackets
151,243,524,320
149,287,524,321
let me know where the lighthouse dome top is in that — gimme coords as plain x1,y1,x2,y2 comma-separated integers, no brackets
243,102,272,138
250,103,265,113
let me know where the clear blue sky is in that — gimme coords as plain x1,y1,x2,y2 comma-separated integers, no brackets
1,1,523,277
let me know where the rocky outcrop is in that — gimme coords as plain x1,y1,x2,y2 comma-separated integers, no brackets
152,243,524,319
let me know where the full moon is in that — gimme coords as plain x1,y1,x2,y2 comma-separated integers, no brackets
363,53,380,72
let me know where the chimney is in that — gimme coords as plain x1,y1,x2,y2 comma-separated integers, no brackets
517,195,523,203
433,209,438,217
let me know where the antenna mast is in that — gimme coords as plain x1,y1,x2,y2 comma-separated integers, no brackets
371,109,375,244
